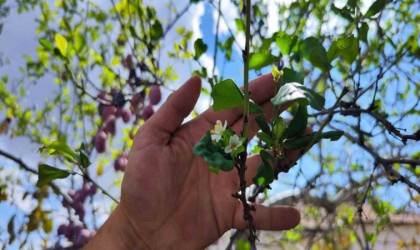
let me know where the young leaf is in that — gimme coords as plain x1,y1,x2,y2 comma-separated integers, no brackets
36,164,70,187
43,141,78,163
283,104,308,139
271,82,325,111
54,33,67,57
272,65,283,83
193,132,236,171
300,37,330,71
211,79,244,111
273,117,286,140
194,38,208,59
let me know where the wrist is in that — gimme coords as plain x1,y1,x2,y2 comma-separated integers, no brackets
84,205,147,249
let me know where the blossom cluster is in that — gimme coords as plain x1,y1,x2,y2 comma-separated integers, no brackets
211,120,245,157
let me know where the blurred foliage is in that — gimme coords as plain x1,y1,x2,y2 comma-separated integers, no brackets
0,0,419,249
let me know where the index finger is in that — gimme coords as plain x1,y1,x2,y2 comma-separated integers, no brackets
197,73,276,128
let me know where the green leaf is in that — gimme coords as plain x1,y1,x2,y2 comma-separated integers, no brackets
151,20,163,40
283,104,308,139
255,115,272,136
327,36,359,64
235,18,245,33
283,67,304,84
78,143,90,168
321,130,344,141
273,117,286,140
8,215,15,244
193,132,236,171
193,38,208,59
365,0,386,18
260,149,274,162
272,65,283,83
252,151,274,185
36,164,71,187
257,132,273,145
249,101,263,113
211,79,244,111
271,82,325,111
359,22,369,44
39,38,54,51
54,33,68,57
276,32,293,55
44,141,78,163
284,131,344,149
249,51,275,70
129,25,140,40
300,37,330,71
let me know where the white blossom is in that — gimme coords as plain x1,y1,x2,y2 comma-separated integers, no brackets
224,134,242,153
211,120,227,142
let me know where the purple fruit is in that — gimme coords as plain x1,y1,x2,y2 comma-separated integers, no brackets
75,229,92,246
101,106,116,121
124,55,133,69
104,115,116,136
130,93,142,107
141,105,154,120
83,183,97,196
149,85,161,105
114,153,128,172
57,224,67,235
121,108,132,123
94,131,107,153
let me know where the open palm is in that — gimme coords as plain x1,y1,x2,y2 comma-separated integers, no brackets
87,74,301,249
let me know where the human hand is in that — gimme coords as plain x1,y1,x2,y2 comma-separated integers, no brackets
86,74,302,249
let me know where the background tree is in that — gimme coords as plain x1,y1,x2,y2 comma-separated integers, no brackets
0,0,418,249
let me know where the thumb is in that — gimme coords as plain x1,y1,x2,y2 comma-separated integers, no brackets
134,76,202,146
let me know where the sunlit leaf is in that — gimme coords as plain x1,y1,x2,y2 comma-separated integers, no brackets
249,51,275,70
211,79,244,111
54,33,67,57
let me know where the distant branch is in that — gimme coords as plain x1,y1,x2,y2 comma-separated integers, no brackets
0,147,72,204
340,131,420,194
